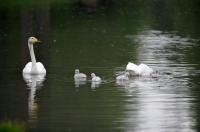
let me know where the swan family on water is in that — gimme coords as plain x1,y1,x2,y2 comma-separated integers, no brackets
22,36,154,122
73,61,153,86
23,37,154,87
74,69,102,82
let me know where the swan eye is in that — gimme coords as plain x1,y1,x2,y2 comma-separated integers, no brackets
29,37,39,44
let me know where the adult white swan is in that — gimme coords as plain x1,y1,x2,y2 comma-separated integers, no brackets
126,62,153,76
23,37,46,75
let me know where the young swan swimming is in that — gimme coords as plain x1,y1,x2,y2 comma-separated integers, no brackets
116,72,129,81
91,73,101,82
74,69,87,80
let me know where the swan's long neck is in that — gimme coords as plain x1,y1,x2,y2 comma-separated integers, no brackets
28,43,37,73
29,43,37,64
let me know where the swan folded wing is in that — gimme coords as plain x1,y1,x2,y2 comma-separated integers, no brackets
36,62,46,74
23,62,46,74
74,73,87,80
126,62,138,71
136,63,153,76
80,73,87,78
126,62,139,75
23,62,32,74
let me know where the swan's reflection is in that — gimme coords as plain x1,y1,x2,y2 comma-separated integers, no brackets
91,81,101,90
23,73,46,127
74,79,87,88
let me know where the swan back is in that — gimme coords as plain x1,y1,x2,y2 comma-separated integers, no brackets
136,63,153,76
36,62,46,74
126,62,139,76
74,69,87,80
126,62,138,71
23,62,32,74
91,73,101,82
126,62,153,76
116,72,129,81
23,62,46,75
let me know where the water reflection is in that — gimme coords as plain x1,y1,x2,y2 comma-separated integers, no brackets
116,80,128,88
121,79,195,132
23,74,46,127
91,81,101,90
119,30,197,131
74,79,101,91
1,1,200,131
74,80,87,88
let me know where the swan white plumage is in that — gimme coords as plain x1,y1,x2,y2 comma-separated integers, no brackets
126,62,153,76
126,62,139,76
136,63,153,76
126,62,138,71
91,73,101,82
74,69,87,81
23,37,46,75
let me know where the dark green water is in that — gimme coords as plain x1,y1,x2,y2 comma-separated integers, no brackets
0,0,200,131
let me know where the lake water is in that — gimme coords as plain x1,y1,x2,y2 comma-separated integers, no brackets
0,1,200,132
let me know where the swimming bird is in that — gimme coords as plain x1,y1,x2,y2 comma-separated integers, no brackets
126,62,153,76
23,37,46,75
126,62,138,76
91,73,101,82
136,63,153,76
74,69,87,81
116,72,129,81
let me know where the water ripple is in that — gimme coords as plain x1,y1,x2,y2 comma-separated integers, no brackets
120,30,198,132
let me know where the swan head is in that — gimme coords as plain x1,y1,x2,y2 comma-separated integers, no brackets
75,69,80,74
28,37,40,45
91,73,96,78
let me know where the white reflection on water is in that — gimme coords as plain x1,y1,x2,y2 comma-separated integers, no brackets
74,80,87,88
23,74,46,127
91,81,101,90
121,30,198,132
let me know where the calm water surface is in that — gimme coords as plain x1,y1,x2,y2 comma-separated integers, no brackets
0,1,200,132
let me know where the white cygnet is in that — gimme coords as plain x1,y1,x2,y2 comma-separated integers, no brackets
91,73,101,82
74,69,87,80
116,72,129,81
